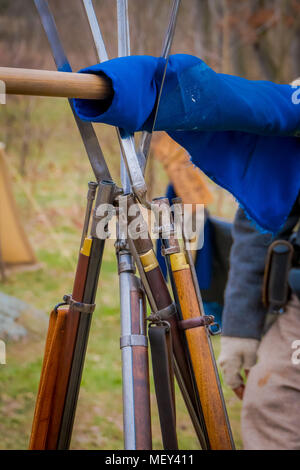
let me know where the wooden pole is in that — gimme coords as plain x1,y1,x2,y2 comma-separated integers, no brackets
0,67,112,100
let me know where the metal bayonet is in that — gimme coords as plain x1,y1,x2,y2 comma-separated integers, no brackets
34,0,111,183
139,0,181,172
83,0,148,204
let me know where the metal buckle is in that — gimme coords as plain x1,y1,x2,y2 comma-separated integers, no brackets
208,322,222,336
62,294,96,314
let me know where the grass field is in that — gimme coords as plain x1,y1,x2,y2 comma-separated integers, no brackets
0,96,241,450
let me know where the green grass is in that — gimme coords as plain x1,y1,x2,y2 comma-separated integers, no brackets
0,97,241,450
0,255,243,450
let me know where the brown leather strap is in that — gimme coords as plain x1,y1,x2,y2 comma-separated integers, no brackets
178,315,215,331
148,324,178,450
263,240,294,311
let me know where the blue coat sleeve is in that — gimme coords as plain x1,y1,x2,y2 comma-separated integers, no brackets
73,54,300,234
74,54,300,136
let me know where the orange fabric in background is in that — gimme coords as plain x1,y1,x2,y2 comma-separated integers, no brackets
0,145,36,265
152,133,213,207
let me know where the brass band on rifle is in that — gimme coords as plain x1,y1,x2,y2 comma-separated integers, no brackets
80,237,93,257
140,249,159,272
170,252,190,272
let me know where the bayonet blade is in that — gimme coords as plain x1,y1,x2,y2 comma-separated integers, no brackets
140,0,181,170
82,0,109,62
83,0,147,202
116,0,132,195
34,0,111,183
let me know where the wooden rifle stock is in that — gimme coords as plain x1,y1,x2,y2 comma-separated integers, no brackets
46,245,91,449
29,307,68,449
152,197,234,450
170,253,234,449
29,245,91,449
130,281,152,449
30,180,115,449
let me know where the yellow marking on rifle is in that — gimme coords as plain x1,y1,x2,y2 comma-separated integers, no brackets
170,252,189,272
80,237,92,257
140,249,159,272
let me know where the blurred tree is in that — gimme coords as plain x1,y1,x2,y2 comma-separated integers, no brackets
0,0,299,174
0,0,10,14
1,0,299,77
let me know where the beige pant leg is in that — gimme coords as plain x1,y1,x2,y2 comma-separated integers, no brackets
242,295,300,450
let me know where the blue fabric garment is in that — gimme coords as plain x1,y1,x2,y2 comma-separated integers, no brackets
74,54,300,233
203,301,223,327
194,216,213,289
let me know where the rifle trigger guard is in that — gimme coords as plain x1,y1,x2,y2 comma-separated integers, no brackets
63,294,96,314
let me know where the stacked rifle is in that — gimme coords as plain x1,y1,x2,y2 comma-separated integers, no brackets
27,0,235,450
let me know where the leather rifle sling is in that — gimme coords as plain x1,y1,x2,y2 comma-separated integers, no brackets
148,324,178,450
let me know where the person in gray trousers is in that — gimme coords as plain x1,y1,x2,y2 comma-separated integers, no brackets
219,201,300,450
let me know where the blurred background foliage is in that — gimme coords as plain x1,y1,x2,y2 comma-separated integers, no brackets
0,0,299,450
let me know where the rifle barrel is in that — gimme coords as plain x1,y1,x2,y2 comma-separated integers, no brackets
0,67,112,100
